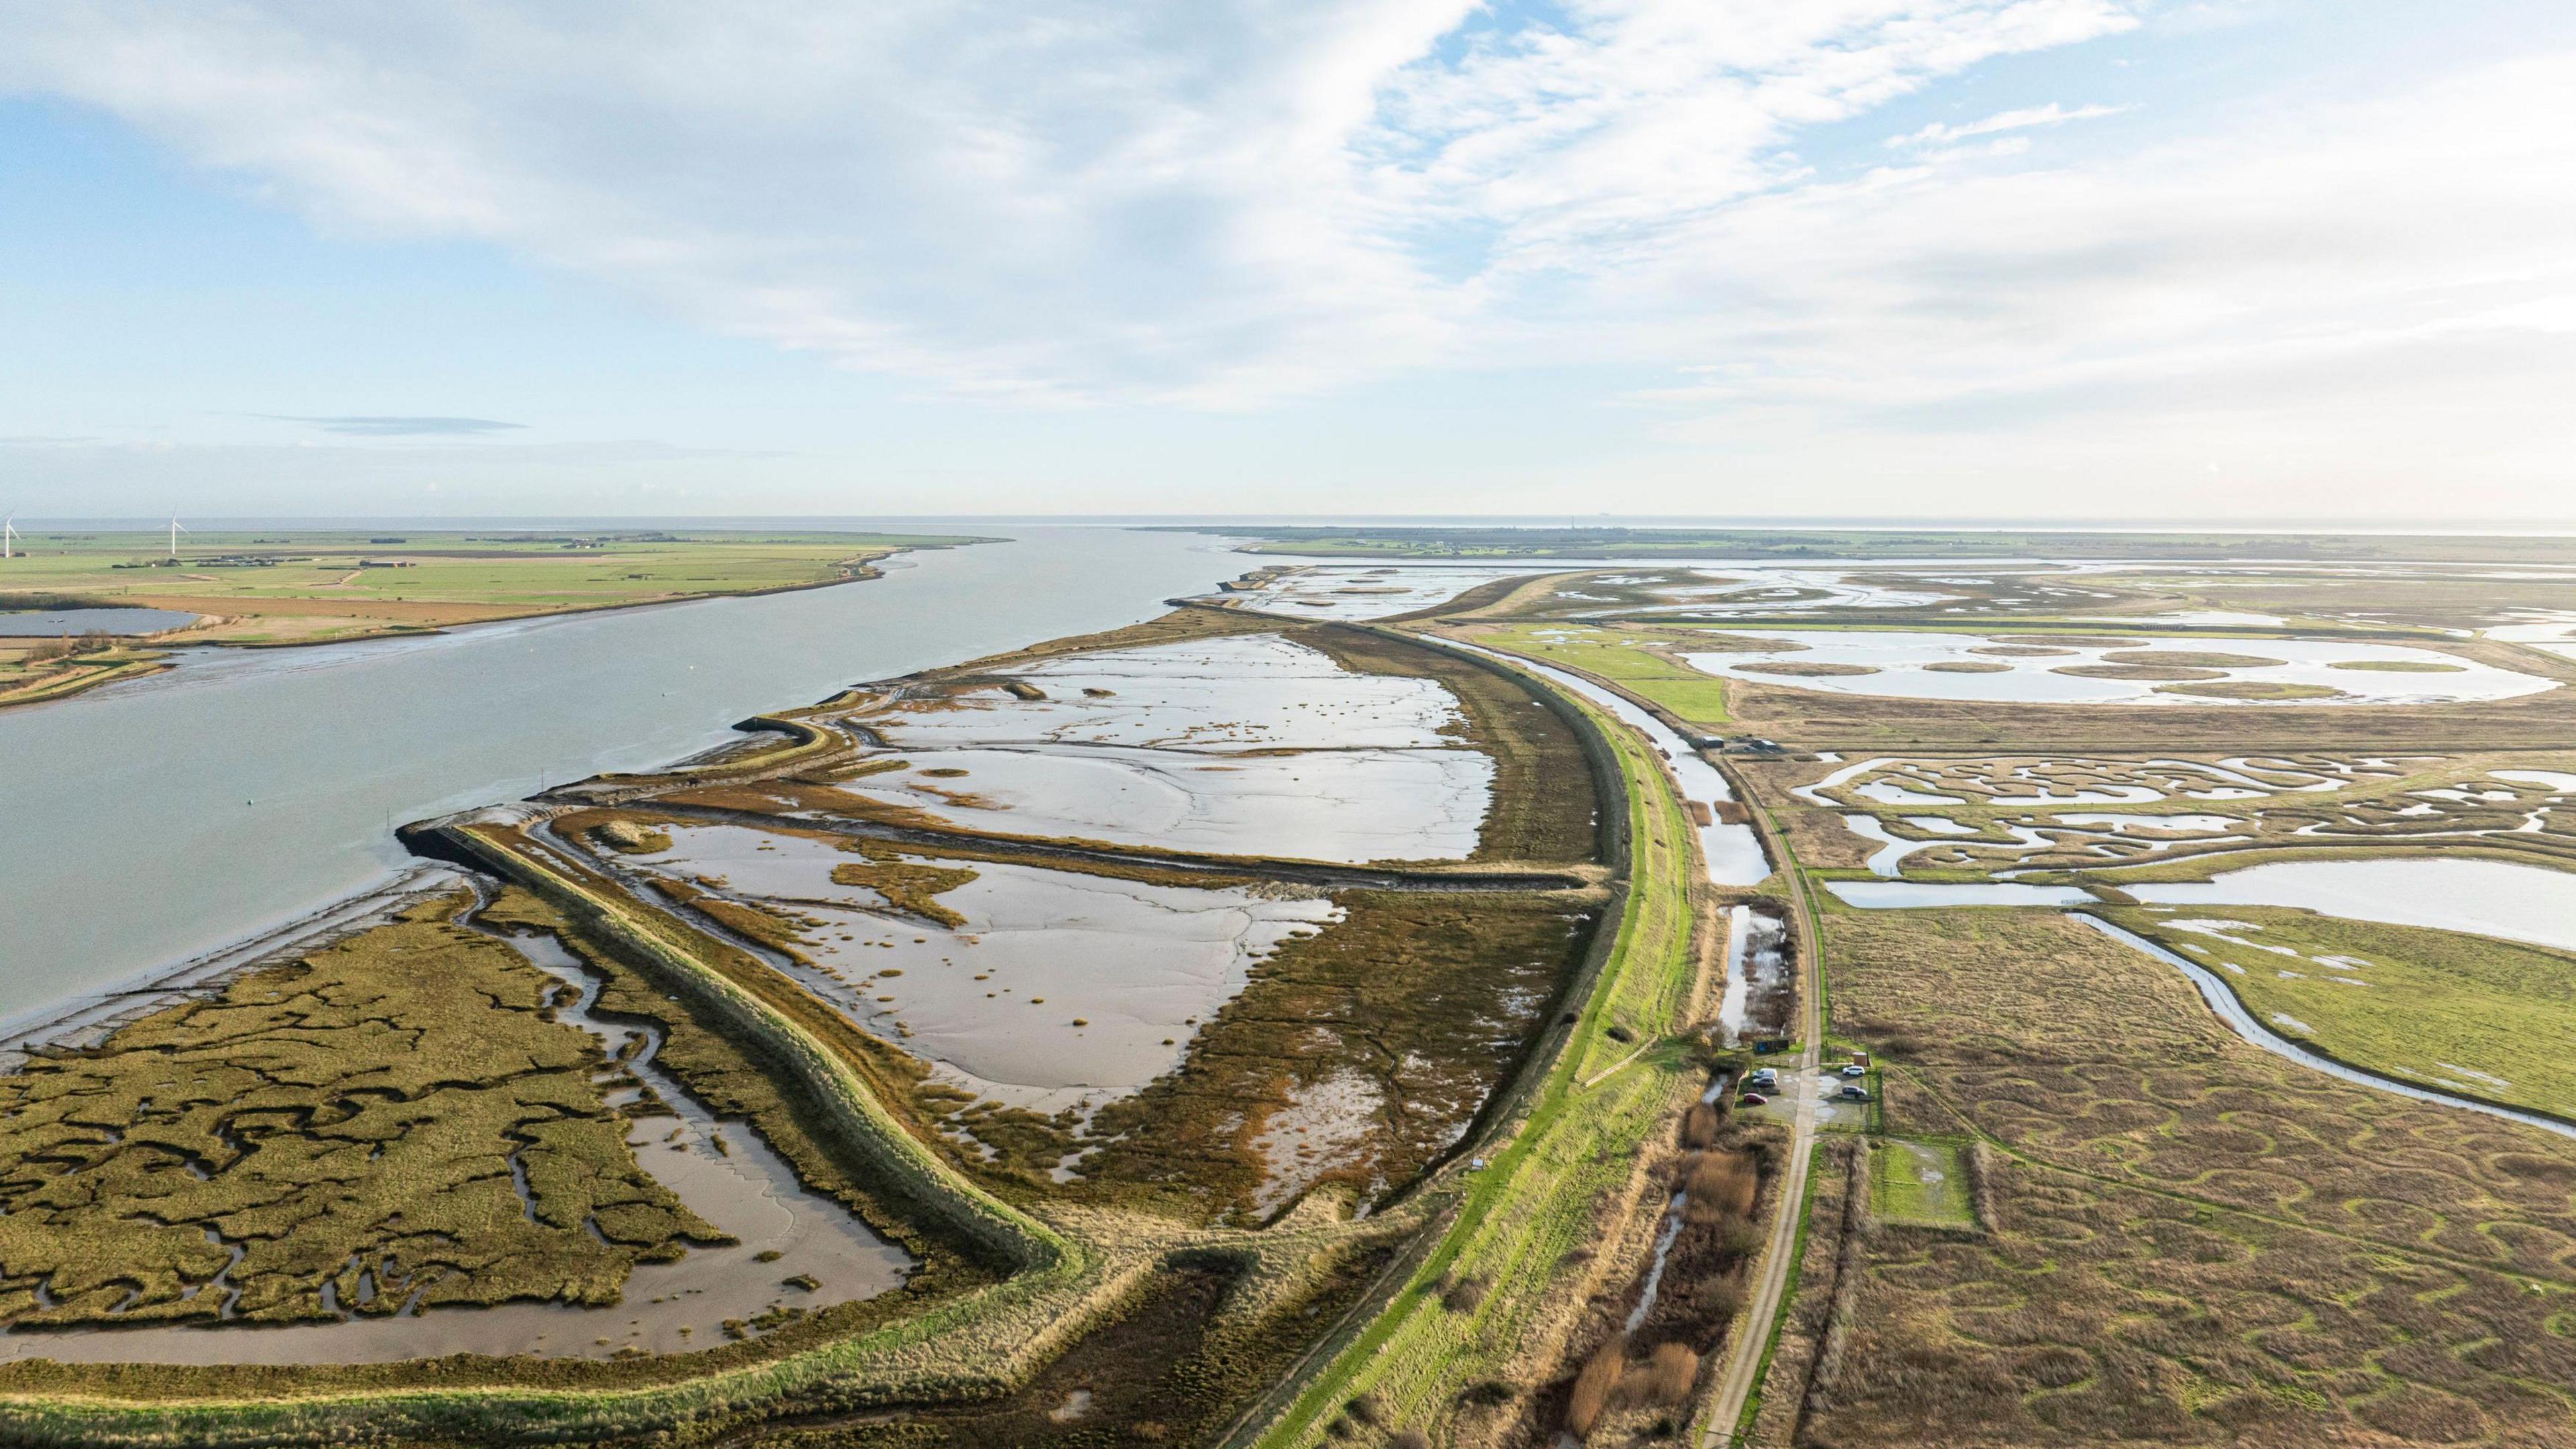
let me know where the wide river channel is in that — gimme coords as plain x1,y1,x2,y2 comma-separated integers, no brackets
0,527,1241,1026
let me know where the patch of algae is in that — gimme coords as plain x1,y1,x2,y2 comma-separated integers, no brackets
0,895,726,1328
829,841,981,928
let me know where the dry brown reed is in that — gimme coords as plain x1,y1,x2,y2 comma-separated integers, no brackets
1684,1150,1758,1224
1565,1334,1627,1438
1680,1102,1719,1149
1632,1342,1702,1405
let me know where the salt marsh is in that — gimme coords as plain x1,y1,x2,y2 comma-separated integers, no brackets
1686,632,2551,705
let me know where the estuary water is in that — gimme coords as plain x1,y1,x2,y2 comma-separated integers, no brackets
0,528,1239,1026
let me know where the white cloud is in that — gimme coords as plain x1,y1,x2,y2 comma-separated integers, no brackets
1888,101,2123,148
0,0,2140,404
3,0,2573,522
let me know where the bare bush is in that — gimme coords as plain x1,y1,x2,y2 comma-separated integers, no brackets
1633,1342,1703,1404
1683,1267,1746,1322
1680,1101,1719,1149
1566,1334,1627,1438
1684,1150,1758,1224
1441,1274,1489,1313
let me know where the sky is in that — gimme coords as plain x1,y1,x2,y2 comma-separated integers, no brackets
3,1,2574,523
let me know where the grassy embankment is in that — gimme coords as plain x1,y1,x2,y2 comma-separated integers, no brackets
1241,680,1704,1448
2102,906,2576,1122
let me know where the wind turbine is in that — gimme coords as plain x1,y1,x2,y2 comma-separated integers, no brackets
167,515,190,560
1,515,17,561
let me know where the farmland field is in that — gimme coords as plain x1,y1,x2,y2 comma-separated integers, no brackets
0,529,986,705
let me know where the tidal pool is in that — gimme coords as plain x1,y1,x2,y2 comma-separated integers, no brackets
1210,565,1554,619
618,824,1341,1111
1684,632,2550,705
1608,568,1960,616
2129,859,2576,955
1843,815,1937,877
823,743,1491,863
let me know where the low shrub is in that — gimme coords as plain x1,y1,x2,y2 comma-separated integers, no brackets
1631,1342,1701,1405
1566,1335,1627,1438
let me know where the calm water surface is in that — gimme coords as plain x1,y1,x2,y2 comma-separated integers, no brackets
0,529,1238,1024
2131,858,2576,953
0,607,199,636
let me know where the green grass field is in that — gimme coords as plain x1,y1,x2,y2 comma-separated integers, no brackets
1461,622,1733,726
0,529,985,649
1868,1138,1972,1228
2104,906,2576,1120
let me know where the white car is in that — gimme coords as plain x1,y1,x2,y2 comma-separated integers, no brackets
1839,1064,1868,1078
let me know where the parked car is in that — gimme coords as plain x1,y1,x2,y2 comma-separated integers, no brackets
1839,1084,1870,1102
1738,1091,1770,1107
1839,1064,1867,1078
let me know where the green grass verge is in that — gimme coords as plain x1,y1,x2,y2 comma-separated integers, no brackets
1243,689,1701,1448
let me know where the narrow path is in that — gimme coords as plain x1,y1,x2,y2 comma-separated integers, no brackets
1700,802,1825,1449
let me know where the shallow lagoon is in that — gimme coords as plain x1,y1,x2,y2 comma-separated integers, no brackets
847,633,1497,862
0,607,199,637
1686,632,2551,705
623,824,1340,1110
873,634,1465,752
2131,858,2576,955
829,744,1490,863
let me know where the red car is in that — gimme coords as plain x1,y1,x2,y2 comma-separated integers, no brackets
1737,1091,1769,1106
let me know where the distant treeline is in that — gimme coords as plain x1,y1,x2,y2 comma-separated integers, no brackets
0,593,120,613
